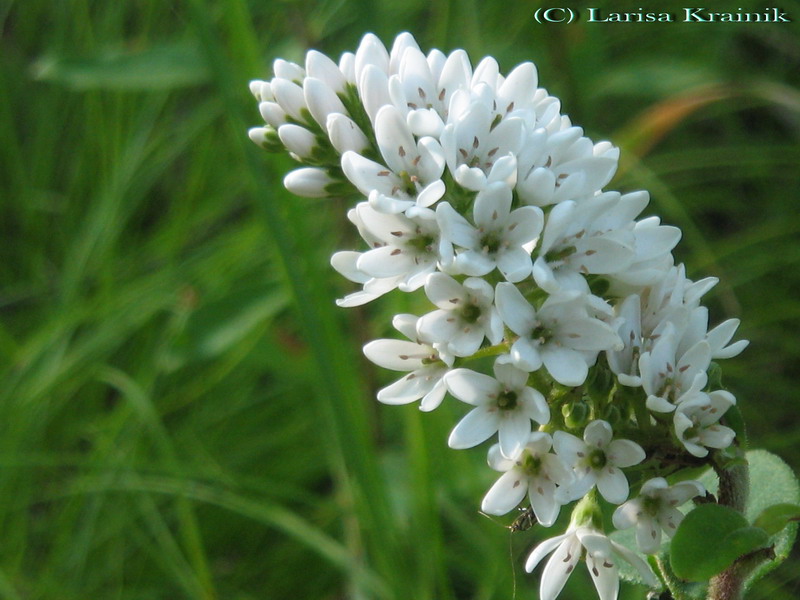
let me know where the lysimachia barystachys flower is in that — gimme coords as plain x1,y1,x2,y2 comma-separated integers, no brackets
481,432,572,526
250,31,750,600
525,522,658,600
612,477,705,554
445,361,549,458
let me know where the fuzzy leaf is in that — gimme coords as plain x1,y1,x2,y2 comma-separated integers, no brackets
670,504,766,581
752,503,800,536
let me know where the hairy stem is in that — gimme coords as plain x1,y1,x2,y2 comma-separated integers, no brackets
707,458,751,600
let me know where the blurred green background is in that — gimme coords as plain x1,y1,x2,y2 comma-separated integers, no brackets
1,0,799,598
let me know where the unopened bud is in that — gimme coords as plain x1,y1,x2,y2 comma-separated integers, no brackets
304,77,348,129
248,126,282,152
306,50,347,94
706,361,723,390
283,167,335,198
562,401,589,429
271,78,308,123
272,58,305,82
602,404,621,428
278,124,317,159
327,113,370,154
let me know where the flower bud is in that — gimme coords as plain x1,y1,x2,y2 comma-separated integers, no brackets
562,401,589,429
706,361,723,390
304,77,348,129
248,126,282,152
306,50,347,94
271,78,308,123
272,58,304,82
327,113,370,154
278,124,317,159
259,101,287,128
602,404,621,428
587,366,613,403
283,167,335,198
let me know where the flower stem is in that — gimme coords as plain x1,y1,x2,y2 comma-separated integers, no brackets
707,456,751,600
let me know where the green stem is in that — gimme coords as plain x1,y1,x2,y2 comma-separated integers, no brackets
706,458,751,600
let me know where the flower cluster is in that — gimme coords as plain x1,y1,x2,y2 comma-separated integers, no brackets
249,32,747,600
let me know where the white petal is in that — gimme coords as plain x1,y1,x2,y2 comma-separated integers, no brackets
529,478,560,527
611,500,640,530
448,406,500,449
416,309,459,343
497,248,533,283
363,339,428,370
541,345,589,386
519,387,550,425
606,439,646,468
525,532,571,574
656,506,685,538
419,378,448,412
584,420,613,449
505,205,544,246
597,466,630,504
495,282,536,336
499,414,531,458
610,540,660,588
635,515,662,554
444,369,499,405
473,182,512,228
487,442,516,471
553,431,586,465
539,536,582,600
481,469,529,515
424,272,466,308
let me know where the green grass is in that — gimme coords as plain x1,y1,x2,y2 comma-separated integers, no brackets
1,0,799,598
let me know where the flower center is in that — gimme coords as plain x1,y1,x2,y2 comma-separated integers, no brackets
460,303,482,324
588,448,607,469
531,323,552,344
406,232,436,255
522,452,542,475
480,232,502,255
642,495,662,516
497,389,518,411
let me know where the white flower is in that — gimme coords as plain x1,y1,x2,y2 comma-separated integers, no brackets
495,283,622,386
525,525,658,600
445,361,549,457
533,192,636,293
439,101,525,190
362,314,453,411
639,323,711,413
340,111,446,213
516,126,620,208
481,432,572,526
351,202,451,292
612,477,704,554
416,273,503,356
554,420,645,504
673,390,736,457
436,182,543,282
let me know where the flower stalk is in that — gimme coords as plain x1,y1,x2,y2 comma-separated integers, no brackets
248,32,763,600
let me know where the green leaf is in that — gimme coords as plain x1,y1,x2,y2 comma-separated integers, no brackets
752,503,800,536
743,450,800,587
696,450,800,588
32,41,210,90
670,504,766,581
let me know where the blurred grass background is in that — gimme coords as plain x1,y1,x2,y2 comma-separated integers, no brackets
1,0,799,598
